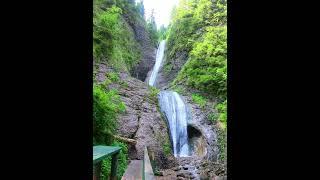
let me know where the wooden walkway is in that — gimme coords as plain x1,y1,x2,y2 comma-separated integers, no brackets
121,160,143,180
121,147,155,180
93,145,155,180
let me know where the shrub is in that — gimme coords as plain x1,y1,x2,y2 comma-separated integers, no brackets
176,26,227,99
216,100,227,129
106,72,120,82
191,94,207,108
166,0,227,100
163,137,172,156
172,85,186,95
163,63,173,75
149,86,160,101
93,84,125,144
208,113,217,122
93,2,141,72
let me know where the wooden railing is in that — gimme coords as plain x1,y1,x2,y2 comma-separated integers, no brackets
93,146,121,180
143,147,155,180
93,145,155,180
121,146,155,180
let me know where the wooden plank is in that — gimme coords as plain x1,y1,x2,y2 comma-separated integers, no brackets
121,160,143,180
93,146,121,164
113,135,137,144
144,147,155,180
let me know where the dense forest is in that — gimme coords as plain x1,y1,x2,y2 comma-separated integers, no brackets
93,0,227,179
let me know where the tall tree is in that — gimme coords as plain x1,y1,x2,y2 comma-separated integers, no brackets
147,9,158,46
136,0,145,18
158,25,167,40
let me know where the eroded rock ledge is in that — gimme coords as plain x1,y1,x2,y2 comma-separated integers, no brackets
96,63,176,169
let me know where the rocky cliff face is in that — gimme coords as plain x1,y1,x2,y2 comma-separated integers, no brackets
126,16,157,82
160,48,189,87
151,48,189,90
96,63,176,169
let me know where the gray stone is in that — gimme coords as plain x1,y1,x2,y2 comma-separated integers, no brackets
95,64,177,169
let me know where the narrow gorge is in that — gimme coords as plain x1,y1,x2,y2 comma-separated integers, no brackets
93,0,227,179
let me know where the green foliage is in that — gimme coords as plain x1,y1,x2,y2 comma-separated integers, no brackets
216,100,227,161
158,25,168,40
93,82,128,179
171,85,186,95
154,117,172,157
101,141,128,180
136,1,145,17
93,5,121,61
208,112,217,122
165,0,201,66
163,63,173,75
101,77,112,89
217,128,226,162
93,0,142,72
147,9,159,47
93,82,128,178
166,0,227,99
93,1,158,178
93,84,126,144
161,132,172,156
176,26,227,99
106,72,120,82
167,0,227,137
216,100,227,129
120,81,128,88
191,94,207,108
149,86,160,101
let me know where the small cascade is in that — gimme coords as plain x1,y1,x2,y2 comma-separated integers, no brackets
158,91,190,157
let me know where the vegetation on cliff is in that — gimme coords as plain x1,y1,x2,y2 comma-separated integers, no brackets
93,0,228,176
93,82,128,179
93,0,154,178
165,0,227,127
93,0,144,72
164,0,227,162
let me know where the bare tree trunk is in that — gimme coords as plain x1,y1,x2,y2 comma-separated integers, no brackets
103,131,137,144
113,135,137,144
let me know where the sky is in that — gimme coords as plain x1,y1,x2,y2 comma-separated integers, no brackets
138,0,180,28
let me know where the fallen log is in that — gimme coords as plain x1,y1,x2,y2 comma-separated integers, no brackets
102,131,137,144
113,135,137,144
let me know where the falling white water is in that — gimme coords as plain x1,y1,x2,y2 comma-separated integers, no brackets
148,40,166,87
158,91,190,157
148,39,190,157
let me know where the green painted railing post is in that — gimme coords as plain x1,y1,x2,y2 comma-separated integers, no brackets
93,146,121,180
95,162,102,180
110,152,119,180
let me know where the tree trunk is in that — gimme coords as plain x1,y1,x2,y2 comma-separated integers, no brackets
113,135,137,144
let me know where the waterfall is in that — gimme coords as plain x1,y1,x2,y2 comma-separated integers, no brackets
148,40,190,157
158,91,190,157
148,40,166,86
